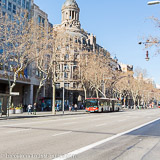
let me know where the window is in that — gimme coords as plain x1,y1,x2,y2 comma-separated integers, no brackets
38,15,41,24
64,72,68,79
64,83,69,88
0,49,3,54
42,18,45,26
65,54,69,60
8,2,12,11
22,0,25,8
17,7,20,15
26,0,29,10
36,70,39,77
13,4,16,14
2,11,5,16
55,83,60,89
66,45,69,50
64,64,69,70
18,0,21,5
2,0,6,8
57,45,61,51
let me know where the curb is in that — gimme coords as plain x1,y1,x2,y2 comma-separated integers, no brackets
0,111,87,120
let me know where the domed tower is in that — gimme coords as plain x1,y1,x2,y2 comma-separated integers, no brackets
61,0,81,30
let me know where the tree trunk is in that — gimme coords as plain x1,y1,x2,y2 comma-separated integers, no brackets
138,98,140,108
133,98,136,109
35,87,41,104
8,81,16,116
144,102,146,109
83,86,87,100
96,90,99,98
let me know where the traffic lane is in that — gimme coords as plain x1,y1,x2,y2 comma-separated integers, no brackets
67,120,160,160
0,110,160,160
0,117,119,160
0,110,160,149
0,109,157,138
0,108,159,131
0,109,158,128
127,119,160,137
68,135,160,160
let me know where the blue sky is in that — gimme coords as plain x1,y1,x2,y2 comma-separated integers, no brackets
35,0,160,84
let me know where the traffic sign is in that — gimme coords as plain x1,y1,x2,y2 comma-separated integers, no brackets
10,92,19,96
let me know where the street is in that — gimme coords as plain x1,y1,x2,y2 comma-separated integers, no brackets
0,109,160,160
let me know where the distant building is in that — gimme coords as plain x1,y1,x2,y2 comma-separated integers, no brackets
119,62,133,73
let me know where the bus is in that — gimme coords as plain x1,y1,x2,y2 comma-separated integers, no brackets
85,98,121,113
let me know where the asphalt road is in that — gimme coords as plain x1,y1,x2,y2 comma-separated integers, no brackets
0,109,160,160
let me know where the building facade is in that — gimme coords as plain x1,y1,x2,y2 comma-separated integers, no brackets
0,0,52,111
52,0,119,108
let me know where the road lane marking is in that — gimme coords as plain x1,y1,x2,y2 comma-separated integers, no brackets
7,129,31,133
52,131,72,137
52,117,160,160
96,123,106,127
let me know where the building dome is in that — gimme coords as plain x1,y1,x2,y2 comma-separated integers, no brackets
63,0,78,8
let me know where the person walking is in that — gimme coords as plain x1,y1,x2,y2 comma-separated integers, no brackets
33,103,37,115
69,104,72,112
72,104,74,111
28,104,32,114
74,104,78,112
57,104,60,112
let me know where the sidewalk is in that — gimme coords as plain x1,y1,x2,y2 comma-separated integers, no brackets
0,110,87,120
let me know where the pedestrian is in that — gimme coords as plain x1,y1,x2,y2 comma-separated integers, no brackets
72,104,74,111
81,104,84,110
33,103,37,115
69,104,72,112
74,104,78,112
57,104,60,112
27,104,32,114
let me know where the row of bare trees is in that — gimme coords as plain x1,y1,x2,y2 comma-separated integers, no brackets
115,68,160,109
0,9,159,114
78,51,159,109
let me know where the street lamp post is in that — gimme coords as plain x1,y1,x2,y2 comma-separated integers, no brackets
63,83,65,114
138,42,151,61
148,1,160,5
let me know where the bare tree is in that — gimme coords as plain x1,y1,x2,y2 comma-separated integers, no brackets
32,21,53,105
78,53,114,98
0,12,35,110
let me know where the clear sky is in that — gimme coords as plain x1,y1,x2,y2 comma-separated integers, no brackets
35,0,160,84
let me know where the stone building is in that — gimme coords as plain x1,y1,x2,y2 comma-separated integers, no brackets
119,63,133,73
52,0,118,107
